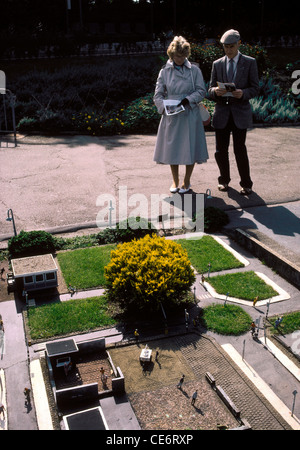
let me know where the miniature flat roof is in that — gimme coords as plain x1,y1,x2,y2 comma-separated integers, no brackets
45,339,79,357
63,407,109,430
11,254,58,277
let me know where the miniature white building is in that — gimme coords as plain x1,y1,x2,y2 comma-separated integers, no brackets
11,253,58,292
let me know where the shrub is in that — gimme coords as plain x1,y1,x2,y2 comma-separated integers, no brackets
251,96,299,123
121,93,161,133
71,109,126,136
97,217,155,244
194,207,229,233
53,234,99,251
250,77,299,123
190,43,224,81
8,230,56,258
190,42,270,81
104,234,195,311
11,56,163,132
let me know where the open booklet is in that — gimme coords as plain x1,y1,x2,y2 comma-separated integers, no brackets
217,81,236,97
163,99,185,115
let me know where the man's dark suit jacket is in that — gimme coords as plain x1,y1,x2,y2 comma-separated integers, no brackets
208,53,259,129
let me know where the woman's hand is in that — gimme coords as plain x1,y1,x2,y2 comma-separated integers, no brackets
178,98,190,107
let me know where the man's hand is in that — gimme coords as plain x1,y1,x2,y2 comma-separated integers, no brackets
215,87,243,99
232,89,243,99
215,87,227,96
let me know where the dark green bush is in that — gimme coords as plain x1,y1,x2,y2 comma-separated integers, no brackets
250,77,300,123
122,93,161,133
190,42,270,81
97,217,154,244
11,47,298,134
204,207,229,232
8,230,56,258
12,56,162,132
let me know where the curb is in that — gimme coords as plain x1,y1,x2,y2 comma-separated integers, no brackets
0,369,7,430
30,360,53,430
227,228,300,290
258,337,300,382
222,343,300,430
203,271,291,307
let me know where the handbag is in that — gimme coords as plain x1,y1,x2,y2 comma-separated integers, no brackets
190,68,211,126
199,103,211,126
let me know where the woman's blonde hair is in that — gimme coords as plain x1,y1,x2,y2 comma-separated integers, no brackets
167,36,191,59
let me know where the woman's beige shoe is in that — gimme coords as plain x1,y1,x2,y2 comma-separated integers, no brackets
178,185,191,194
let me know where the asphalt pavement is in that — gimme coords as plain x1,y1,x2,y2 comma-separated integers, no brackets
0,126,299,430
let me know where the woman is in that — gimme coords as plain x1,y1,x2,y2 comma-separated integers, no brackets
153,36,208,193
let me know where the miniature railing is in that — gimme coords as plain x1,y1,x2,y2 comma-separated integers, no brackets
0,89,17,148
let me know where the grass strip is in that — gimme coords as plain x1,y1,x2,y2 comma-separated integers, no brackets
200,303,252,335
56,244,116,289
269,311,300,335
208,271,278,301
178,235,244,273
27,296,116,340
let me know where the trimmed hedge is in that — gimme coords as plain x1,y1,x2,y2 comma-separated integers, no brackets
8,230,56,258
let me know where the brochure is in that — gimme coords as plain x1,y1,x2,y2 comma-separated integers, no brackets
217,81,236,97
163,99,185,115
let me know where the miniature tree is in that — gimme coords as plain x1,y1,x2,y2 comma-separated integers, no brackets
104,234,195,312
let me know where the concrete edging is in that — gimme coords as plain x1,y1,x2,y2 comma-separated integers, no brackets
222,343,300,430
203,271,290,307
233,228,300,290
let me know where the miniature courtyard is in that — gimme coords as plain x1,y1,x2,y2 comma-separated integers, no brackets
52,350,113,393
108,337,238,430
107,333,290,430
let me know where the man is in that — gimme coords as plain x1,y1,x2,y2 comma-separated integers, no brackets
177,374,185,390
208,29,259,195
191,389,198,406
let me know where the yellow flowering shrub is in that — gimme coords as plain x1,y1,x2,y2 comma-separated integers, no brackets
104,234,195,311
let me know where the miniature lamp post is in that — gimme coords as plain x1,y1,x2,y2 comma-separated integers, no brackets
205,188,212,207
108,200,114,228
224,292,229,306
292,390,297,417
242,339,246,360
6,209,17,236
266,299,271,319
207,262,211,278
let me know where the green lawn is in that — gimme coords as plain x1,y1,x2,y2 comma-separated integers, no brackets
200,303,252,335
178,235,244,273
269,311,300,335
27,296,116,340
208,271,278,301
56,244,116,289
56,237,245,290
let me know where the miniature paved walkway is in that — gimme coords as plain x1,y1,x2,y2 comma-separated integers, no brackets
176,334,292,430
